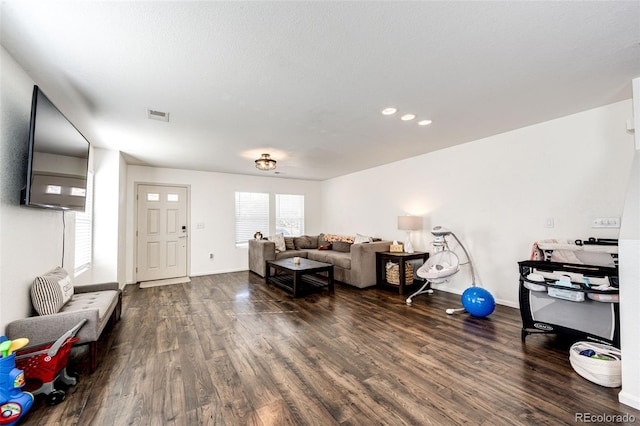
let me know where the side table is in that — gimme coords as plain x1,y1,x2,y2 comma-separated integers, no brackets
376,251,429,295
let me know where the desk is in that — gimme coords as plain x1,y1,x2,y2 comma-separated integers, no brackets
376,251,429,295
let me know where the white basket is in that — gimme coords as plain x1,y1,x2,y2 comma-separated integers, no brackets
569,342,621,388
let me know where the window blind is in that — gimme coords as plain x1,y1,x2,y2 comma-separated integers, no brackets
275,194,304,236
74,171,93,275
235,192,269,245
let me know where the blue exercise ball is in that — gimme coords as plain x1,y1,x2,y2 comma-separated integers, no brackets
461,287,495,317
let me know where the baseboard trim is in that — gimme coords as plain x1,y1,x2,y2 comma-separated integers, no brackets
189,268,248,277
619,390,640,410
139,276,191,289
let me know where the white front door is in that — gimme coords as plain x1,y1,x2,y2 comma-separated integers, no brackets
136,184,188,282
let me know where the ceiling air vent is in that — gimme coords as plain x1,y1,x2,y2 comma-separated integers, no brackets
147,108,169,122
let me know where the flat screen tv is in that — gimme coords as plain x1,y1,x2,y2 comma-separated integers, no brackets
21,85,90,211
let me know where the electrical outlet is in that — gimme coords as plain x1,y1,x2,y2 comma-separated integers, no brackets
592,217,621,228
544,217,554,228
209,253,214,259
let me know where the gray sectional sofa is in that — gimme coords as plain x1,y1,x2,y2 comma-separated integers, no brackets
249,234,392,288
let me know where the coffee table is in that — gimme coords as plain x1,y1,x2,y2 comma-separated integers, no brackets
264,258,334,297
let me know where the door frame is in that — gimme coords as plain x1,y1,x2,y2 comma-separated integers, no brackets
133,182,191,282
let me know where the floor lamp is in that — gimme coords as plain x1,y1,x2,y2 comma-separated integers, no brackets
398,215,422,253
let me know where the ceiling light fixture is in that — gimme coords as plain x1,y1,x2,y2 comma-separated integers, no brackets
382,107,397,115
401,114,416,121
255,153,276,171
418,119,433,126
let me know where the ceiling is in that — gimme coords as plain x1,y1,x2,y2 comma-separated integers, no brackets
2,1,639,181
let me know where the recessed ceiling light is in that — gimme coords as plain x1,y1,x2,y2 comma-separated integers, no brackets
401,114,416,121
418,120,433,126
382,107,397,115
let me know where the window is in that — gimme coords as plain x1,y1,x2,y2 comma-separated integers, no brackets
235,192,269,246
234,192,306,245
275,194,304,236
74,171,93,275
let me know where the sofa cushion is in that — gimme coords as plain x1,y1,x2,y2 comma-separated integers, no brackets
308,251,351,269
31,267,75,315
275,250,308,260
294,235,319,249
332,241,352,252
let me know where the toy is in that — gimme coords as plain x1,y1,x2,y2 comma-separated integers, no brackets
15,320,85,405
461,287,496,317
7,340,28,357
0,342,10,358
0,337,34,425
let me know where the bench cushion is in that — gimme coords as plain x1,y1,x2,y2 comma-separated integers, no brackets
59,290,120,321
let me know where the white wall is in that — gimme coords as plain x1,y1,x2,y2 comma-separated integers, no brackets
118,154,128,286
125,166,322,283
0,47,123,332
618,77,640,410
322,100,635,307
0,47,65,329
75,148,125,286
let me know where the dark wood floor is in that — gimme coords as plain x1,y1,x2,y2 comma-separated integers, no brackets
18,272,639,425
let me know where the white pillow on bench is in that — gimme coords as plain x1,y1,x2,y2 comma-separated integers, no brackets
30,267,74,315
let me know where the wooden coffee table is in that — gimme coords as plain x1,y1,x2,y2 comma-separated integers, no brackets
265,258,334,297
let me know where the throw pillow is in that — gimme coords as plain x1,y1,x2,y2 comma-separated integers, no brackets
294,235,319,249
284,237,295,251
332,241,353,252
354,233,373,244
31,267,74,315
322,233,355,244
269,233,286,253
318,243,332,250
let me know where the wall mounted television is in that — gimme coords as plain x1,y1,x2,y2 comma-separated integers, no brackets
21,85,90,211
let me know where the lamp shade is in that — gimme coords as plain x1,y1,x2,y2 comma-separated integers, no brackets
398,215,422,231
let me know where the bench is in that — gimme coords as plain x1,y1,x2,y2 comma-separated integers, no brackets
5,267,122,372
